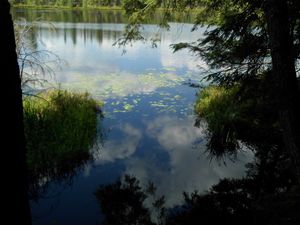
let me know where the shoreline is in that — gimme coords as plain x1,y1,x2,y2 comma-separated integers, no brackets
12,4,203,13
12,4,124,11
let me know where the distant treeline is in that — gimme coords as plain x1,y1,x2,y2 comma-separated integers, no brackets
11,0,205,10
11,0,123,8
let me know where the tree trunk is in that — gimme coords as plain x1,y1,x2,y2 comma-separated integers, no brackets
0,1,32,224
264,0,300,178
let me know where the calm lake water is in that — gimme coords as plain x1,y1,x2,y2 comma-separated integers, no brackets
13,8,253,225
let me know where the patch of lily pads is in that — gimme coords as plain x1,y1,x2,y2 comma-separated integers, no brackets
61,72,190,99
60,70,199,115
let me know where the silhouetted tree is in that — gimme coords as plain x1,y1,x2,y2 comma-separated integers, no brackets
263,0,300,177
0,1,32,224
119,1,300,176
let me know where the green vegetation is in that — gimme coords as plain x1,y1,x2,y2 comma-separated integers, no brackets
11,0,124,9
195,86,239,129
194,78,297,192
10,0,204,17
23,90,103,198
11,0,203,10
194,80,284,158
194,86,241,157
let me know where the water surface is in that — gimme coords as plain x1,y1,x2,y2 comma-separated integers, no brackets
13,8,252,225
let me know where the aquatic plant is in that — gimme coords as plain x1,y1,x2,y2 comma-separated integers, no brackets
23,89,103,198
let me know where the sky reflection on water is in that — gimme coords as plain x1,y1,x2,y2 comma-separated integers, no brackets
14,9,253,225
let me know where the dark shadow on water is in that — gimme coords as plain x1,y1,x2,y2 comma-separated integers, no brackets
95,173,300,225
95,175,165,225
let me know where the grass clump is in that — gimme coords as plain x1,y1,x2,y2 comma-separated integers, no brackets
194,86,242,158
194,81,281,160
195,86,240,129
23,90,103,197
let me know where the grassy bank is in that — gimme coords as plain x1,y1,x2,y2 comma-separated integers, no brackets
23,90,103,196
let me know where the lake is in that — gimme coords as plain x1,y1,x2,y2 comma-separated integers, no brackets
13,8,253,225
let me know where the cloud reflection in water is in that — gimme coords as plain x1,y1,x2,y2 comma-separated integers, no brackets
94,123,142,163
91,115,253,207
